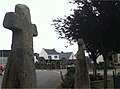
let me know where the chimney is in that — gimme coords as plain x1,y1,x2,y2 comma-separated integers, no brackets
61,51,64,53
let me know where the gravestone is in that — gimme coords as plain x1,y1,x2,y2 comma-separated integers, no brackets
2,4,38,88
113,71,120,89
74,39,91,89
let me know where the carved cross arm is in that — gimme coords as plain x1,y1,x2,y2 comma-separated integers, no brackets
3,12,25,31
32,24,38,37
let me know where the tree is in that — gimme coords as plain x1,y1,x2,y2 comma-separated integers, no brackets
53,0,120,88
89,1,120,88
86,43,101,77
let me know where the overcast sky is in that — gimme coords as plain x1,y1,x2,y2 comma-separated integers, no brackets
0,0,78,54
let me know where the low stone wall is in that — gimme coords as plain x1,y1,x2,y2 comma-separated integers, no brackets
35,60,76,69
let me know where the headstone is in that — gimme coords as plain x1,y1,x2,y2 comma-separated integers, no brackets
2,4,38,88
74,39,91,88
113,71,120,89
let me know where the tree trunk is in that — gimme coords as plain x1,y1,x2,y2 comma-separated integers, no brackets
103,53,109,89
74,39,91,89
93,60,97,77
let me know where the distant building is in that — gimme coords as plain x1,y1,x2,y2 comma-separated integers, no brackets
0,50,11,66
39,48,77,60
34,53,45,63
39,48,60,60
0,50,39,66
59,51,76,60
96,54,120,65
111,53,120,66
97,55,104,63
116,54,120,63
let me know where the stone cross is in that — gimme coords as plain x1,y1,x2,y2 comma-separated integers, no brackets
2,4,37,88
3,4,38,49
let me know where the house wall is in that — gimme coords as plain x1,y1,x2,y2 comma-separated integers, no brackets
48,54,59,60
69,53,76,60
39,49,60,60
112,53,118,62
0,57,8,66
97,55,104,63
39,49,48,59
34,56,38,63
97,54,120,64
117,54,120,63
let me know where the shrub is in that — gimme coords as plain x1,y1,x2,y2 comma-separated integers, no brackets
61,67,103,88
97,62,115,70
61,67,75,88
89,74,103,81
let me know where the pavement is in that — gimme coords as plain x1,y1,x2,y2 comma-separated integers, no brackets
0,69,118,88
36,69,67,88
0,76,2,88
0,69,67,88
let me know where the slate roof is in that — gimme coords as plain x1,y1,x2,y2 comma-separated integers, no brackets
0,50,11,57
43,48,59,54
36,57,45,61
59,52,73,59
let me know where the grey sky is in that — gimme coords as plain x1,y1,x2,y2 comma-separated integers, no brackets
0,0,78,54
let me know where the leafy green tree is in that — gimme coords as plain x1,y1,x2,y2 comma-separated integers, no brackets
53,0,120,88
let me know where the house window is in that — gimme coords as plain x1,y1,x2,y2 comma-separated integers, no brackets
54,56,58,58
48,56,52,60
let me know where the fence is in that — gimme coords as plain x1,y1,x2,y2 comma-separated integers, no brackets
35,60,76,69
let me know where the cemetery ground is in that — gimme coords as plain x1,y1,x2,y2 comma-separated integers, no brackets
90,68,120,88
0,68,118,88
0,69,67,88
61,68,120,89
90,68,120,89
91,75,113,89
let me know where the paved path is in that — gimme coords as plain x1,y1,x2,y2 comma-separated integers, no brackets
0,77,2,88
0,69,67,88
36,70,61,88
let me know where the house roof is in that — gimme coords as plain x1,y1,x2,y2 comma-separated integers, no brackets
59,52,73,59
36,57,45,61
43,48,59,55
0,50,11,57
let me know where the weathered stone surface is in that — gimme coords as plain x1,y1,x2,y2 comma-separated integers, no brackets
32,24,38,36
74,39,91,89
2,4,37,88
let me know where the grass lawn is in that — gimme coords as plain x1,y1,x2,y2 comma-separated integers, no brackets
91,76,114,89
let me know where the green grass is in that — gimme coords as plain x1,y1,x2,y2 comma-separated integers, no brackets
91,76,114,89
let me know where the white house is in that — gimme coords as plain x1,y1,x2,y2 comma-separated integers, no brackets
39,48,60,60
39,48,77,61
117,54,120,63
96,55,104,63
111,53,120,65
59,52,76,60
96,54,120,64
